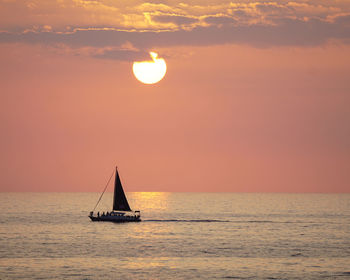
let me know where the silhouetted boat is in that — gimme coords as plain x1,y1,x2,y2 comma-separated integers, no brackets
89,166,141,223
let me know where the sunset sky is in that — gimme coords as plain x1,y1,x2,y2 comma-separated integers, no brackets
1,0,349,192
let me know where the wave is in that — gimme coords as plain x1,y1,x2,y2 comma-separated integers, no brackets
144,219,323,224
143,219,230,223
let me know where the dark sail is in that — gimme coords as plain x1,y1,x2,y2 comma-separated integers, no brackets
113,167,131,211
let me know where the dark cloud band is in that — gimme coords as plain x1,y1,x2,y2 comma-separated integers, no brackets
1,15,349,60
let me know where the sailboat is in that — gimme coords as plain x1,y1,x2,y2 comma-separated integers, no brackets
89,166,141,222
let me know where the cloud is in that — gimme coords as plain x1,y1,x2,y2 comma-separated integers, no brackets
255,3,292,15
1,1,350,60
203,15,236,25
93,49,149,61
1,14,350,47
231,9,255,22
335,14,350,25
152,14,198,26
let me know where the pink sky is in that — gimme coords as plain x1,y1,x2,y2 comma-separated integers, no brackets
1,0,350,192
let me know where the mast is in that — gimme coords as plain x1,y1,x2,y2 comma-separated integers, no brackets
113,166,131,211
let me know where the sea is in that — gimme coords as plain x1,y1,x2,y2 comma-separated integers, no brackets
0,193,349,280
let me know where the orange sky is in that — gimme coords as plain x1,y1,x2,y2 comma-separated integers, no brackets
1,0,350,192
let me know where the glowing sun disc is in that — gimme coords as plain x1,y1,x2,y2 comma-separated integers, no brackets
133,52,167,84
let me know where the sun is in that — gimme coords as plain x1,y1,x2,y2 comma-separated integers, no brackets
132,52,167,84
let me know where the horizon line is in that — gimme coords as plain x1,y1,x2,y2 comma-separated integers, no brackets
1,191,349,194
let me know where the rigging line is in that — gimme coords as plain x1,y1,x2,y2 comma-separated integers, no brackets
93,169,115,212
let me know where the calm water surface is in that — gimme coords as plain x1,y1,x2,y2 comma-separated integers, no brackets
0,193,349,279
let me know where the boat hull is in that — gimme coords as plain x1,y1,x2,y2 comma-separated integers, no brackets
89,215,141,223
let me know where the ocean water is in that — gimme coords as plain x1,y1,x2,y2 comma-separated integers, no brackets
0,193,349,280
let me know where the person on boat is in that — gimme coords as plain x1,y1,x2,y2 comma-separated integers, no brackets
97,212,100,217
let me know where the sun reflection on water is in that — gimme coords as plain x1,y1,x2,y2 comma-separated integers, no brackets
127,192,172,238
131,192,169,212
